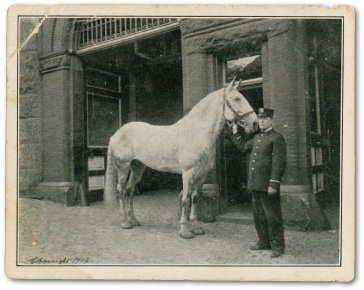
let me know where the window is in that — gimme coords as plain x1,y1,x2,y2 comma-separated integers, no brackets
312,172,324,194
224,51,263,90
311,146,323,166
311,145,324,194
85,68,122,197
223,48,263,110
86,68,122,147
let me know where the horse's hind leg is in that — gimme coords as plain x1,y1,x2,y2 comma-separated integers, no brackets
179,171,194,239
190,184,205,235
115,159,133,229
188,168,210,236
125,160,146,226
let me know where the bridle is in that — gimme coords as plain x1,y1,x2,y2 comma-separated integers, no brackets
223,90,255,126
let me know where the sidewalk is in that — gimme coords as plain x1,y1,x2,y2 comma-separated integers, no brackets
18,189,340,265
218,196,340,231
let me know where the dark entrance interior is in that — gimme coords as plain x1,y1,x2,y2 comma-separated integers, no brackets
222,87,263,209
133,57,183,192
81,29,183,202
219,46,264,211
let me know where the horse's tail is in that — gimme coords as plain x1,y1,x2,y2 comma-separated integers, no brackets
104,140,118,208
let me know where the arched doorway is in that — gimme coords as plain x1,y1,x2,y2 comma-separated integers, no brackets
73,19,183,202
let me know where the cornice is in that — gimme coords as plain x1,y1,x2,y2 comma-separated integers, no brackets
39,52,71,74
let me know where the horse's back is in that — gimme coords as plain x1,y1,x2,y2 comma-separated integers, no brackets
109,122,181,171
109,122,146,160
111,122,174,143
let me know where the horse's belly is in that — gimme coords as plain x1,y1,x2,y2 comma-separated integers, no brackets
131,126,182,173
179,145,215,172
120,122,215,174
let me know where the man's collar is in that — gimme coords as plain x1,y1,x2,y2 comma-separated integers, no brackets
261,127,273,134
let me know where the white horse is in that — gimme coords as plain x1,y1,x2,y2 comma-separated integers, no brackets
104,77,258,238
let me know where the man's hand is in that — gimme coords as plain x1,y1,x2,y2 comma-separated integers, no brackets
268,187,277,195
227,121,238,134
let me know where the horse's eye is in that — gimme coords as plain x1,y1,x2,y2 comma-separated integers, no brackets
234,97,241,102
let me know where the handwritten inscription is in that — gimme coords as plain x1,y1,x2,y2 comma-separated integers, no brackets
28,256,90,264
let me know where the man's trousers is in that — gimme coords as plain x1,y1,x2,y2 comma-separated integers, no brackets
251,190,285,253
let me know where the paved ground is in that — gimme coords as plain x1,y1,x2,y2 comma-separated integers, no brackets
18,189,340,265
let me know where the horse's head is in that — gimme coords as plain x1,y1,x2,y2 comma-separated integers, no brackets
224,77,258,133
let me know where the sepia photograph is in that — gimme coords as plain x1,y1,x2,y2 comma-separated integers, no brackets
5,4,355,281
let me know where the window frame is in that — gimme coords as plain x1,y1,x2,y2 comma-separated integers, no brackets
222,51,263,90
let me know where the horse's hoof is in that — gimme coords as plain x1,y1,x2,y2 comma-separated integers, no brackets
129,217,140,226
192,227,205,235
120,220,133,229
179,231,194,239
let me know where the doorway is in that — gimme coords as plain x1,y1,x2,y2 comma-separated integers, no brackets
80,30,183,202
218,46,264,211
222,87,263,208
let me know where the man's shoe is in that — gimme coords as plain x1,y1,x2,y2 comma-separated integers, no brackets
250,245,271,250
271,251,283,258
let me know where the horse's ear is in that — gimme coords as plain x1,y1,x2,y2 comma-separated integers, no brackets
226,76,237,91
233,79,242,91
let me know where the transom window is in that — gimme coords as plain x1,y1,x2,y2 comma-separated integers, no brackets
76,18,179,52
223,45,263,111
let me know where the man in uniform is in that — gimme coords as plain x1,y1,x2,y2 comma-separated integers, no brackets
227,108,287,258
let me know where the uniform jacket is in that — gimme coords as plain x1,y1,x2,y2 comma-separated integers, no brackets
228,127,287,192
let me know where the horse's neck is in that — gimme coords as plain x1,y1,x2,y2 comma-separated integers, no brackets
173,90,225,141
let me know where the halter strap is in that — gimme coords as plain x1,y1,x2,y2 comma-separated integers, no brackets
224,94,255,121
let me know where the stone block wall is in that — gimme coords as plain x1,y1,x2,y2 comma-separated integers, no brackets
19,18,42,195
180,18,329,228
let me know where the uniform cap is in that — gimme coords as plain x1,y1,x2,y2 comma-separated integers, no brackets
257,108,274,118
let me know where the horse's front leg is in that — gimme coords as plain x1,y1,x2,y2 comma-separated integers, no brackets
189,162,211,235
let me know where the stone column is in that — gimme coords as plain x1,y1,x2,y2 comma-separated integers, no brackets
36,52,80,205
182,51,219,221
182,53,215,112
40,53,72,181
264,22,329,229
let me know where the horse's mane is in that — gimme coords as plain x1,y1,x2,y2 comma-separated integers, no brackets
175,88,224,126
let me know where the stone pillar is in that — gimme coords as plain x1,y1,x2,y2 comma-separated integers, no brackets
182,53,215,112
19,18,43,196
39,52,72,182
264,22,328,229
182,51,219,221
36,52,81,205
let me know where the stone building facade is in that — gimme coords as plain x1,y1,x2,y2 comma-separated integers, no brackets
19,18,43,194
18,17,342,228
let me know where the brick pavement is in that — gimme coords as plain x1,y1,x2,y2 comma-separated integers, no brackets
18,189,340,265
